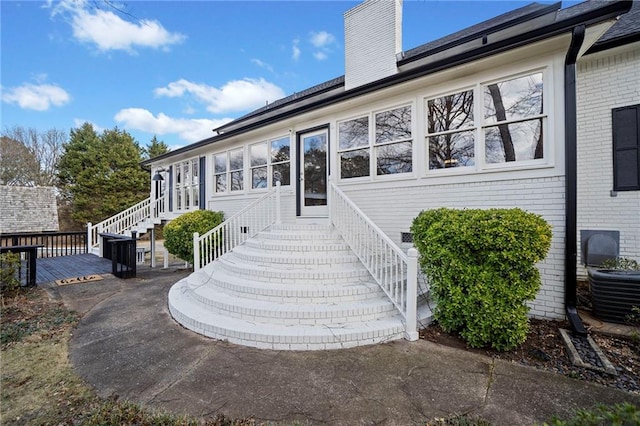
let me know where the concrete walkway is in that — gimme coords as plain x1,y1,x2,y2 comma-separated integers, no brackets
47,268,639,425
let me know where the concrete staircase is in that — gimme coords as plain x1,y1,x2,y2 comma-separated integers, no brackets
168,223,432,350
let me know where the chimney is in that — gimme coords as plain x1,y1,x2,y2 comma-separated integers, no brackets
344,0,402,91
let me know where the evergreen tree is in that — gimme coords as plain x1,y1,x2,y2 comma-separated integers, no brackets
57,123,149,225
144,135,170,160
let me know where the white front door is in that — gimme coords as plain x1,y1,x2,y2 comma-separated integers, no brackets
298,128,329,217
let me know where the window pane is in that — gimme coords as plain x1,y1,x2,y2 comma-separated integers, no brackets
376,106,411,144
185,188,190,208
192,159,199,185
273,163,290,186
252,167,268,189
231,170,243,191
214,154,226,173
177,190,182,209
193,187,199,207
484,73,543,124
376,141,412,175
271,137,290,162
429,131,475,169
340,149,370,178
229,148,243,171
485,119,543,163
428,90,474,133
251,143,268,167
215,174,226,192
339,117,369,150
183,162,190,184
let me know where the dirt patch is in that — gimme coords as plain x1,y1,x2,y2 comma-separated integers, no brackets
420,318,640,394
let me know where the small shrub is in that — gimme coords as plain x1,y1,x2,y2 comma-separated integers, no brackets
164,210,224,262
542,402,639,426
411,208,552,351
600,256,640,271
1,252,22,298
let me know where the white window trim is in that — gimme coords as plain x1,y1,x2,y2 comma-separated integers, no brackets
249,135,291,192
212,147,245,195
173,157,199,211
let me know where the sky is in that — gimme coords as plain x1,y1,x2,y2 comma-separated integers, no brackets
1,0,579,151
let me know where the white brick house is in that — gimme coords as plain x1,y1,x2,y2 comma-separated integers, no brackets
576,1,640,278
99,0,637,349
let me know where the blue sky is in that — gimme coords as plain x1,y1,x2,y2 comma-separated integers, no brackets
1,0,576,151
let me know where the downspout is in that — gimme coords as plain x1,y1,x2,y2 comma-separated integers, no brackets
564,24,587,337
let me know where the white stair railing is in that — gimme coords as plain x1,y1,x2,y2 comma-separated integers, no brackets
88,195,167,249
194,182,281,271
329,182,419,341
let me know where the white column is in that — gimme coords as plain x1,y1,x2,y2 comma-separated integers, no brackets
150,227,156,268
193,232,200,271
404,247,419,341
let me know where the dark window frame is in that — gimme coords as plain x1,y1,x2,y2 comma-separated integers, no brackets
612,104,640,191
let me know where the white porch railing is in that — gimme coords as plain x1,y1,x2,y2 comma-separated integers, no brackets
193,182,281,271
88,195,167,249
329,182,419,341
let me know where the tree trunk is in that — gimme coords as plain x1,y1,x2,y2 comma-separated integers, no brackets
487,84,516,162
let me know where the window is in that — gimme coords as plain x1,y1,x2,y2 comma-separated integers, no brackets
426,71,545,172
338,105,412,179
214,148,244,193
173,158,199,210
427,89,475,169
612,104,640,191
484,73,544,164
250,137,290,189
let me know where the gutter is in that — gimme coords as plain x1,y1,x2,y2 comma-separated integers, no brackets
564,24,587,337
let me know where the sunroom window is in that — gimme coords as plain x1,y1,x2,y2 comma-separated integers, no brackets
250,136,290,189
338,105,413,179
427,90,475,169
483,72,544,164
173,158,199,210
213,148,244,193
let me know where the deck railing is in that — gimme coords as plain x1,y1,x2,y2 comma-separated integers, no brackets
0,231,87,258
194,182,281,271
329,182,418,340
88,195,166,249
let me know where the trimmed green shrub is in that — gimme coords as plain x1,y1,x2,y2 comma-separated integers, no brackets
1,252,21,297
411,208,552,350
164,210,224,263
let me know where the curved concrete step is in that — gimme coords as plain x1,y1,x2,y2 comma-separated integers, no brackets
230,244,360,267
169,279,406,350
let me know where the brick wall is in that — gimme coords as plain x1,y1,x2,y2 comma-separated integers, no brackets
343,176,567,319
344,0,401,90
576,44,640,277
0,186,59,233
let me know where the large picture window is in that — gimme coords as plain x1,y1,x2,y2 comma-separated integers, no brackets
250,136,290,189
213,148,244,193
426,71,545,172
338,105,413,179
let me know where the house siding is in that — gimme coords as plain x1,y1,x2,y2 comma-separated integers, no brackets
342,175,566,319
576,43,640,277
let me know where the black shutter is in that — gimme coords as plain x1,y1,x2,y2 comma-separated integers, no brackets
612,104,640,191
168,165,174,211
199,157,206,210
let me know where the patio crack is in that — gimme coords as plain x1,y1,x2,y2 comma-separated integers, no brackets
483,358,496,408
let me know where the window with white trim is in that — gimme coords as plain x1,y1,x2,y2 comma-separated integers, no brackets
250,136,291,189
338,105,412,179
213,148,244,193
426,71,545,171
173,158,199,210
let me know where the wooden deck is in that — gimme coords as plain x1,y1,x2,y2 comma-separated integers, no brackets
36,254,113,285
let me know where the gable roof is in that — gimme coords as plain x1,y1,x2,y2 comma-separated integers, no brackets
143,0,633,166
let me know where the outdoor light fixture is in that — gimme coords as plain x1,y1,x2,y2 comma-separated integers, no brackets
152,168,167,181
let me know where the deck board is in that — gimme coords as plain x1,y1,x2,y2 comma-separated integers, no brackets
37,254,113,284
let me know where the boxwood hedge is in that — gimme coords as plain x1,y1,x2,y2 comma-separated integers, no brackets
411,208,552,350
164,210,224,263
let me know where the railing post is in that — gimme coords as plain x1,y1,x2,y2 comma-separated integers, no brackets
87,222,92,252
193,232,200,271
275,180,282,225
405,247,419,341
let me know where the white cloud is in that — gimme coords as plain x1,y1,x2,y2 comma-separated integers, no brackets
310,31,335,48
292,39,301,61
1,82,70,111
251,58,274,73
154,78,285,114
49,0,185,53
309,31,336,61
114,108,232,142
73,118,105,133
